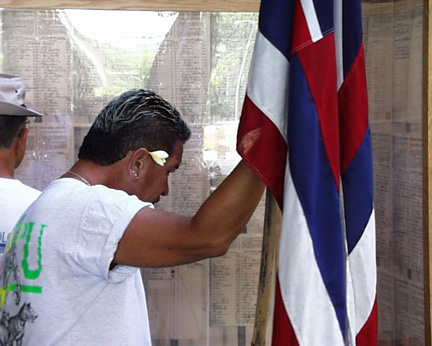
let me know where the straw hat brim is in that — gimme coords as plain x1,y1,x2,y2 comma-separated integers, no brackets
0,101,43,117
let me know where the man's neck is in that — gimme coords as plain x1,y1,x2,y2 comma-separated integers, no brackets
0,170,14,179
63,158,129,189
0,152,15,179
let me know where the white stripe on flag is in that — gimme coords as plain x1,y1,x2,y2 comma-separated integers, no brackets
348,210,376,334
279,165,345,346
247,32,289,143
346,254,357,346
300,0,323,42
334,0,344,89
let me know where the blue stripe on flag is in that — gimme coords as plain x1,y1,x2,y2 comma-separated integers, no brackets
342,0,363,77
313,0,335,36
288,54,346,336
342,128,374,253
258,0,294,60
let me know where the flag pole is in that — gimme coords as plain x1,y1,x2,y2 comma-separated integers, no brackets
251,188,282,346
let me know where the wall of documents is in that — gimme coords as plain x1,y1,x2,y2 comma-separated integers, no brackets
364,0,424,344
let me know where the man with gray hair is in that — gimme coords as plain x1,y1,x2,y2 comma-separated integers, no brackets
0,88,265,345
0,74,42,256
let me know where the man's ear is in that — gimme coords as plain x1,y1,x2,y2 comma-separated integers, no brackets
127,148,150,181
14,128,29,168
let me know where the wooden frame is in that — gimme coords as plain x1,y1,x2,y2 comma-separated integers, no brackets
0,0,260,12
424,1,431,345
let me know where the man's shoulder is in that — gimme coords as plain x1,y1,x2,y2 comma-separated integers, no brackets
0,178,40,199
17,181,41,198
41,178,151,209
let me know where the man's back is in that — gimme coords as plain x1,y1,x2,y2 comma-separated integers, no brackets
0,74,43,260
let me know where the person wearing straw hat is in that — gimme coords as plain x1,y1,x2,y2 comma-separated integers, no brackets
0,74,43,258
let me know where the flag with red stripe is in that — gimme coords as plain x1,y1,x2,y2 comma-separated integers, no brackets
237,0,377,344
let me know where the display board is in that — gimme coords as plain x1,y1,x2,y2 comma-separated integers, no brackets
423,0,432,344
363,1,424,344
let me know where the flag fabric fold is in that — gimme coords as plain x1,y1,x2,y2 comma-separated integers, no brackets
236,0,377,344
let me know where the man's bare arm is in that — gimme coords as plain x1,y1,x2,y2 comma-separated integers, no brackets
113,160,265,267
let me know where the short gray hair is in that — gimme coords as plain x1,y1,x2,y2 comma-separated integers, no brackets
78,89,191,165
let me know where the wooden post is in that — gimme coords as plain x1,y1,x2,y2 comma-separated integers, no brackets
251,189,282,346
423,1,432,345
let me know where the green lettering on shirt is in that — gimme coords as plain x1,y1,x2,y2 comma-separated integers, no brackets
22,222,46,280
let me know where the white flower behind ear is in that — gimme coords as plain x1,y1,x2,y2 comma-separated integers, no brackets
149,150,169,166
